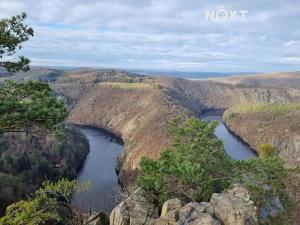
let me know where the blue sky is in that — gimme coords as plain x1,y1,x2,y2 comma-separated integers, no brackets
1,0,300,72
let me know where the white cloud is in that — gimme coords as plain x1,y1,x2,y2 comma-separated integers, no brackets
278,57,300,65
0,0,299,72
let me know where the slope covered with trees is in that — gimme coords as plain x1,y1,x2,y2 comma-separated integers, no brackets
0,13,89,218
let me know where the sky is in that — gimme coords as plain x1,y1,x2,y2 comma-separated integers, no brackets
1,0,300,72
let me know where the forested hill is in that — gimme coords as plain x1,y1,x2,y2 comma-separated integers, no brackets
3,67,299,185
46,68,299,185
0,126,89,215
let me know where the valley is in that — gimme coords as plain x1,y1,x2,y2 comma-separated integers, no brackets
1,4,299,224
50,68,300,186
1,67,299,224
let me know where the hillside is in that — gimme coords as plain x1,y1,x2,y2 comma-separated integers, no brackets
5,67,299,185
0,66,64,83
158,76,300,115
207,72,300,89
52,69,300,185
54,70,189,185
223,103,300,167
0,126,89,215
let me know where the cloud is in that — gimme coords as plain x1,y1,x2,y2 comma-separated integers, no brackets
0,0,299,72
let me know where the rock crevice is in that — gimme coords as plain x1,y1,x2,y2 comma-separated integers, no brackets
110,185,258,225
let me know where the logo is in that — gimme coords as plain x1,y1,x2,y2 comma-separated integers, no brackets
204,6,248,21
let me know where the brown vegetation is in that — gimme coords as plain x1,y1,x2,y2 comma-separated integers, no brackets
53,69,300,185
223,104,300,167
207,72,300,89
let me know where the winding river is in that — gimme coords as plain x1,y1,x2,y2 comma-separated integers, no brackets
200,112,257,160
73,112,256,214
72,127,123,214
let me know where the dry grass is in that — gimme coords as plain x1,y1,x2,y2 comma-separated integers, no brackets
227,103,300,117
98,82,152,90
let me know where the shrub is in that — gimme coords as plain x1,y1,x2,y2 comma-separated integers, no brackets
138,117,298,224
228,112,237,119
138,117,235,205
0,179,90,225
259,143,277,159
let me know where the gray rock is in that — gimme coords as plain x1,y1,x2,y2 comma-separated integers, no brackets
152,217,177,225
110,202,129,225
110,188,158,225
178,202,208,223
226,184,251,202
110,185,258,225
153,212,220,225
161,199,182,217
210,185,258,225
184,213,221,225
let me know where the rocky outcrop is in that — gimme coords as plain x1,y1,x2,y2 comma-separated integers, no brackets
110,185,257,225
85,212,110,225
109,188,159,225
210,184,257,225
154,201,221,225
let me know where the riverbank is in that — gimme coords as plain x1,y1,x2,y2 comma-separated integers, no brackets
52,68,299,187
200,110,257,160
73,109,260,216
223,103,300,167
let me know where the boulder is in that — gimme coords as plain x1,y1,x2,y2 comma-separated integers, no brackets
110,188,158,225
110,185,258,225
153,201,220,225
161,199,182,217
178,202,209,223
210,185,258,225
158,198,182,222
110,202,129,225
184,213,221,225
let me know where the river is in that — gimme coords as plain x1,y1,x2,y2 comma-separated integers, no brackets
72,127,123,214
73,112,256,214
200,112,257,160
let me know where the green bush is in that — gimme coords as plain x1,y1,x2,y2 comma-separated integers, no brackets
138,117,298,224
259,143,277,159
0,179,90,225
138,117,235,205
228,112,237,119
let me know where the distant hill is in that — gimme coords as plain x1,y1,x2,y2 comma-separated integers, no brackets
208,72,300,89
0,66,67,83
128,69,256,79
3,66,300,185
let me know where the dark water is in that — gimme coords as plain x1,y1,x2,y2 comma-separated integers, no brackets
72,127,123,214
73,113,255,214
201,114,257,160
